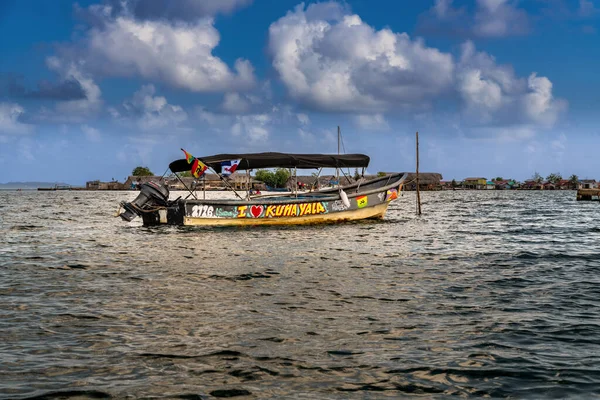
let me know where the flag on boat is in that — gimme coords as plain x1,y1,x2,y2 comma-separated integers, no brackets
181,148,195,164
221,159,241,176
180,148,207,178
191,158,208,178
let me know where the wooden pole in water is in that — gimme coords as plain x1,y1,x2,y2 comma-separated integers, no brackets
416,131,422,216
336,125,341,187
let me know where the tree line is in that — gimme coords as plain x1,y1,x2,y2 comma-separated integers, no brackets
529,172,579,186
130,166,292,188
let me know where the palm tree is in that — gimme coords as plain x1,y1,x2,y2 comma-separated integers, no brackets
546,172,562,184
569,174,579,189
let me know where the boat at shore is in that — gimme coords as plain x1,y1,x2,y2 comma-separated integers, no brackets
38,184,73,191
117,152,407,227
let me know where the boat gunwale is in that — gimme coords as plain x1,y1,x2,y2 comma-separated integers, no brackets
176,173,406,206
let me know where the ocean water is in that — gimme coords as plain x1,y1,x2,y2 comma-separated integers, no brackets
1,189,599,399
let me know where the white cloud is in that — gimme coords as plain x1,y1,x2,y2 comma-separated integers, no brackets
116,134,163,165
268,2,454,112
433,0,453,18
81,124,101,142
118,0,253,21
18,139,35,161
551,133,567,151
37,57,103,121
457,41,566,127
298,127,314,141
296,127,338,147
296,113,310,125
459,69,503,105
192,103,315,145
523,73,566,126
268,4,564,139
112,84,188,130
474,126,537,142
221,92,251,113
73,5,255,92
579,0,597,16
195,106,220,126
231,114,270,142
0,103,34,134
582,25,597,34
354,114,389,131
419,0,529,38
193,106,271,143
474,0,529,37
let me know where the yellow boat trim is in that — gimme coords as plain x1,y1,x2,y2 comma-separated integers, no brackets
183,202,390,226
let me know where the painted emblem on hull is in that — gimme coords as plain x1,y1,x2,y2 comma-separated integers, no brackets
190,205,214,217
250,205,264,218
385,189,398,201
356,196,368,208
331,200,348,211
236,202,328,218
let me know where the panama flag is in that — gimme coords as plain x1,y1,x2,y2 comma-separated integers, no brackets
221,159,241,176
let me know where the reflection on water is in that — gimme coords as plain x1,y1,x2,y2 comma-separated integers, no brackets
1,190,599,399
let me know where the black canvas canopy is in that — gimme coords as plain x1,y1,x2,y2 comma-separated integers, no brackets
169,152,370,174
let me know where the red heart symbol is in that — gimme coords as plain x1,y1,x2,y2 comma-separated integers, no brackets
250,205,264,218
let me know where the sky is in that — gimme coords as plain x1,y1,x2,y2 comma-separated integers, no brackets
1,0,599,184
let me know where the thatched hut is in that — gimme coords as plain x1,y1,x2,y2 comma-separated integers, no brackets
393,172,443,191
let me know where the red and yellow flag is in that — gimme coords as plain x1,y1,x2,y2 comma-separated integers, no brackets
181,148,194,164
181,148,207,178
191,158,208,178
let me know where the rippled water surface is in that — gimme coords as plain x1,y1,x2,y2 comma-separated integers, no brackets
1,189,600,399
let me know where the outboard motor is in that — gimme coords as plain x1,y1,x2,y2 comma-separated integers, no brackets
119,181,170,222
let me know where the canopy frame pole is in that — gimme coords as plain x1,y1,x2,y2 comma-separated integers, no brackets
338,128,352,179
218,173,243,200
339,167,352,187
310,167,323,191
246,170,251,200
202,174,206,200
202,165,244,200
294,167,298,198
356,167,366,193
175,173,198,200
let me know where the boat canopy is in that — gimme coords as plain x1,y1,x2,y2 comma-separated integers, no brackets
169,152,370,174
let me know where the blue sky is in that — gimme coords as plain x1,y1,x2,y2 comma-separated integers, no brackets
1,0,599,184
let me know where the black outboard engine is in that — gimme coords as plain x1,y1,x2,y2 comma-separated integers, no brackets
119,181,170,222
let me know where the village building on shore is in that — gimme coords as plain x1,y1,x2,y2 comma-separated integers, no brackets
441,177,594,190
84,172,596,192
